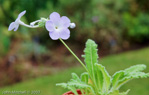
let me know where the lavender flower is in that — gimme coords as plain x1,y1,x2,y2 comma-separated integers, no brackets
45,12,72,40
8,10,40,31
8,10,26,31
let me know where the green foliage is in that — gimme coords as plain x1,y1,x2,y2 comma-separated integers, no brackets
82,39,98,87
56,73,94,95
114,66,149,90
57,39,149,95
123,12,149,42
1,0,149,49
0,27,10,56
124,64,146,73
81,72,89,84
96,64,111,94
111,71,124,90
109,90,130,95
111,64,149,91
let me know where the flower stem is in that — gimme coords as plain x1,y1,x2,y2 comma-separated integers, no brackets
19,21,39,28
59,38,88,72
30,20,41,26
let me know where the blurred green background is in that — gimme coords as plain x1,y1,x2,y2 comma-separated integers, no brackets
0,0,149,95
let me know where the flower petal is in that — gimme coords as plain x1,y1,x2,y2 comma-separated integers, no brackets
60,16,70,28
46,20,55,31
49,31,60,40
8,22,16,31
60,28,70,40
16,10,26,21
50,12,60,25
14,25,19,31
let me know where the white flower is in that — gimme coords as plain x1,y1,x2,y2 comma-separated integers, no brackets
46,12,71,40
8,10,40,31
8,10,26,31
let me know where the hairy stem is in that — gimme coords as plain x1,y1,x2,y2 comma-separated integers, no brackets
59,38,88,72
19,20,39,28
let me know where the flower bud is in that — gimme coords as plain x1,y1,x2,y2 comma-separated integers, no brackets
69,23,76,29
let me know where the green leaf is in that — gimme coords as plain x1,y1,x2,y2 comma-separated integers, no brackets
68,86,79,95
81,72,90,95
95,65,103,92
83,39,98,80
96,63,111,93
56,83,81,95
83,39,105,94
68,80,95,95
124,64,146,73
109,89,130,95
56,83,67,88
57,73,95,95
112,71,124,86
69,73,92,90
111,71,124,91
71,73,80,81
111,64,149,90
116,71,149,89
68,81,91,89
81,72,89,84
56,83,78,95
